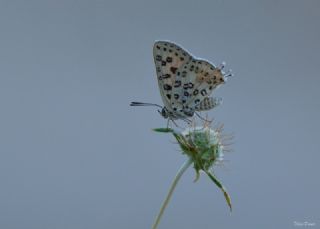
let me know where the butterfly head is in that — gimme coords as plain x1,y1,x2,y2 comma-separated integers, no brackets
159,107,169,119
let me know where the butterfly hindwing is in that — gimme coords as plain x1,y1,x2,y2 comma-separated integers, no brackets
186,60,225,109
196,97,222,111
172,58,225,113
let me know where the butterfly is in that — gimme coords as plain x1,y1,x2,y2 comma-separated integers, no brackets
131,40,232,122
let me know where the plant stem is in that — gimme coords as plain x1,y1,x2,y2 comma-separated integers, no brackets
152,158,193,229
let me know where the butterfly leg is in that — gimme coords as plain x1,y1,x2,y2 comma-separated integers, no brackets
170,119,179,128
182,117,192,125
195,112,211,122
166,119,170,129
195,112,205,121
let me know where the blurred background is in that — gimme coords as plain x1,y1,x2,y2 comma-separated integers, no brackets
0,0,319,228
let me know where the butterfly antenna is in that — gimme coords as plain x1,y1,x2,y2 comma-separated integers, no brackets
218,62,234,79
224,69,234,78
218,61,226,70
170,118,190,128
130,102,163,109
170,119,179,127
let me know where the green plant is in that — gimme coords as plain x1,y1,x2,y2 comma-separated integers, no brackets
152,123,232,229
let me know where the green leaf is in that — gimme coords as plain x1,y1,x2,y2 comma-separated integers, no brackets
205,171,232,212
153,128,174,133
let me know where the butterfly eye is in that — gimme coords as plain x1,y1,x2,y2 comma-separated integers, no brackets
160,108,169,118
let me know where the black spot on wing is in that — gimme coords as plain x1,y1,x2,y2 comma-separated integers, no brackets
201,89,208,96
195,66,199,73
163,84,172,91
163,74,171,79
170,67,178,74
193,89,199,95
181,71,187,77
166,57,173,63
174,80,182,88
183,83,194,90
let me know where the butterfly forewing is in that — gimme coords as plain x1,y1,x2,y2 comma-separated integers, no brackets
153,41,192,115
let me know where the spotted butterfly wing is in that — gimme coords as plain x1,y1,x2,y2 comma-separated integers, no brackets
196,97,222,111
168,50,226,116
153,40,231,120
175,59,226,113
153,41,192,119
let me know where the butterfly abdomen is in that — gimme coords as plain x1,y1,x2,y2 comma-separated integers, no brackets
196,97,222,111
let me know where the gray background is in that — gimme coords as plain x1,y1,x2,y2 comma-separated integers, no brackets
0,0,319,228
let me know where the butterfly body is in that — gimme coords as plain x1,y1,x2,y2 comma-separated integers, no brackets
153,40,230,120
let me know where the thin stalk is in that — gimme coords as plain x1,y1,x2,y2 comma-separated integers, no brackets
152,158,193,229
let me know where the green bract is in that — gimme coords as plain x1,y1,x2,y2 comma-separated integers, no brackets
154,126,232,211
180,126,224,172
